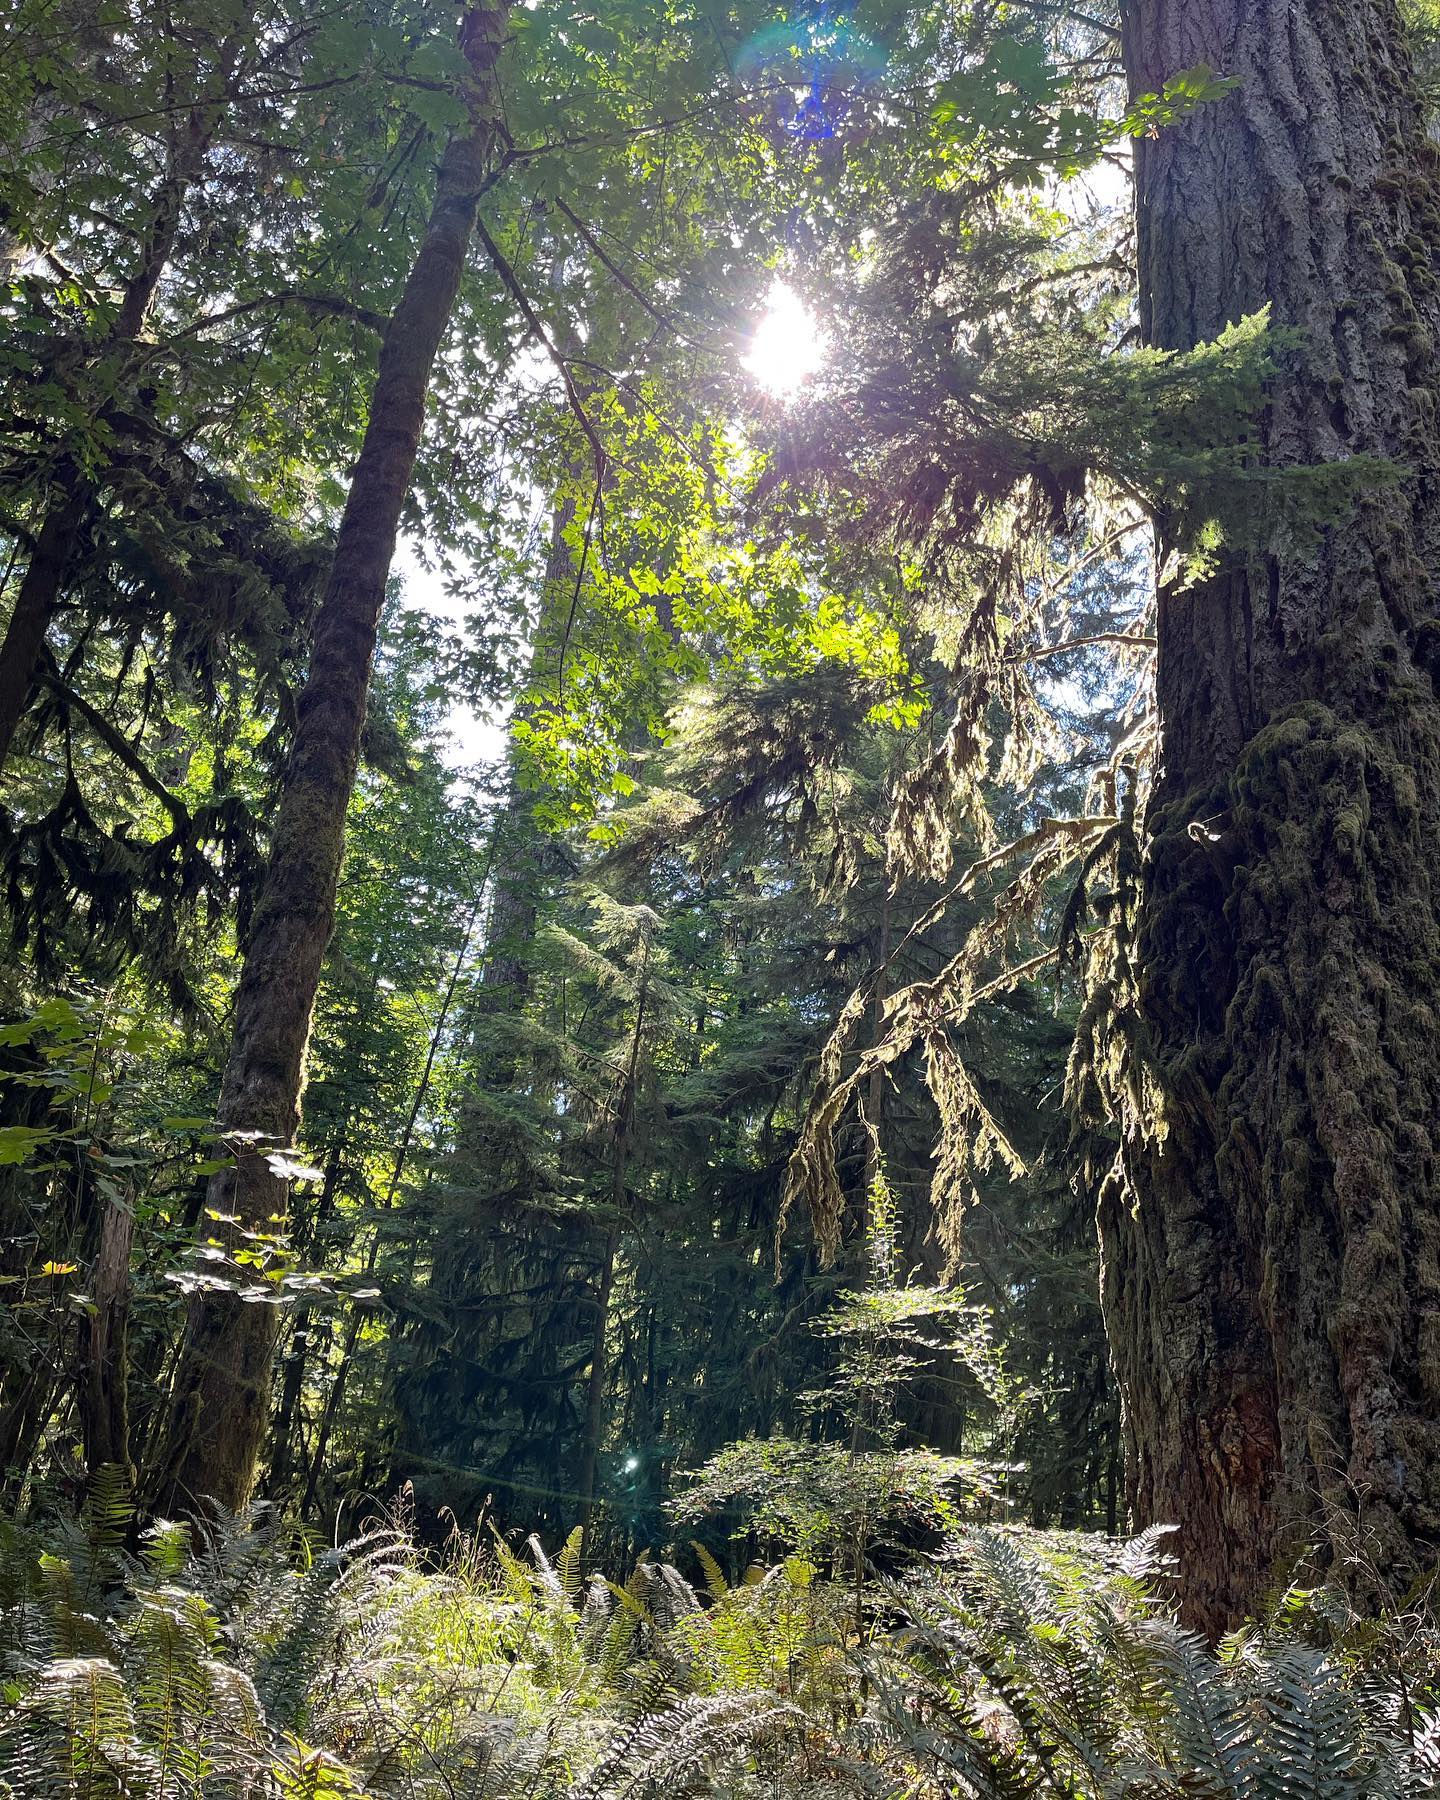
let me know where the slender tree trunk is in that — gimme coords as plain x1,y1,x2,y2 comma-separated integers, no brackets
383,478,588,1496
577,1229,617,1544
474,491,580,1028
299,885,489,1516
0,44,241,778
1104,0,1440,1633
268,1307,312,1497
0,1367,56,1496
149,19,509,1511
474,323,595,1028
267,1141,344,1495
77,1193,134,1483
579,950,647,1545
863,888,892,1193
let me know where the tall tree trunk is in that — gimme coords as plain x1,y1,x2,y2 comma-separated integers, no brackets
0,469,86,770
579,948,647,1547
0,42,240,776
476,316,594,1028
77,1193,134,1484
474,487,581,1030
577,1229,617,1545
149,4,510,1516
299,884,488,1517
1104,0,1440,1633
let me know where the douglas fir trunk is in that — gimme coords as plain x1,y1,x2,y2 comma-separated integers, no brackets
1104,0,1440,1631
150,1,509,1515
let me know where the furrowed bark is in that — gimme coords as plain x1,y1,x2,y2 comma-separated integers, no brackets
78,1193,135,1483
1106,0,1440,1632
149,2,510,1517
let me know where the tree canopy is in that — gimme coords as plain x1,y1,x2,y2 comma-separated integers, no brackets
5,2,1440,1779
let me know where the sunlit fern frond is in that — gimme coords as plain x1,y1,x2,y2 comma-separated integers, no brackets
34,1552,119,1662
246,1528,409,1733
0,1655,144,1800
857,1645,1050,1800
567,1691,810,1800
123,1586,267,1797
1248,1639,1414,1800
555,1526,585,1608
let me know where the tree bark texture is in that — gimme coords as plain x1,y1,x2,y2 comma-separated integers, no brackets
150,2,510,1517
1104,0,1440,1632
78,1193,135,1482
0,468,87,771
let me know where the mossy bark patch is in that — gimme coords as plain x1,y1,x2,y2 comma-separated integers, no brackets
1108,0,1440,1633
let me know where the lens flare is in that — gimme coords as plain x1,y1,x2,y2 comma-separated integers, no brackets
735,13,887,143
744,281,830,396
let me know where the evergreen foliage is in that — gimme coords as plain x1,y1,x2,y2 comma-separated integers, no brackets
2,0,1437,1743
3,1503,1438,1798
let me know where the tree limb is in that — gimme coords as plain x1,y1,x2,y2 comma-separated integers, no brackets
174,289,391,338
472,215,608,480
38,663,190,830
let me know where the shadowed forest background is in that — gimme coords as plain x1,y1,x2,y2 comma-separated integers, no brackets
5,0,1440,1791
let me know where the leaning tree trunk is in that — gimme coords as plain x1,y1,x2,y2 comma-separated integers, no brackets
149,1,509,1516
1103,0,1440,1633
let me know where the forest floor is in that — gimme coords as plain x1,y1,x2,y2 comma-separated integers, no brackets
2,1501,1438,1796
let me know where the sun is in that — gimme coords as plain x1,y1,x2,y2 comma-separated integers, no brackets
744,280,830,396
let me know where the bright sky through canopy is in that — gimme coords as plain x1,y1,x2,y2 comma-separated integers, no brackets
744,280,830,395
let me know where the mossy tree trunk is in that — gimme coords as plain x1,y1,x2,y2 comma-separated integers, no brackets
78,1194,135,1485
1104,0,1440,1633
149,1,510,1516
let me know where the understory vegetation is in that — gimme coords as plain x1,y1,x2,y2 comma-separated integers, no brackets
8,0,1440,1781
5,1499,1440,1798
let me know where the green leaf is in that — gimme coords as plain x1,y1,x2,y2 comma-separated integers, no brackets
0,1125,54,1165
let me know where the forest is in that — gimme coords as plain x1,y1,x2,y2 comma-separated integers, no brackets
4,0,1440,1790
